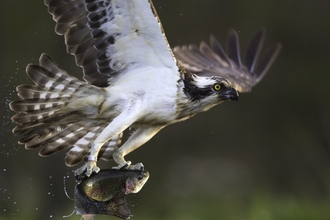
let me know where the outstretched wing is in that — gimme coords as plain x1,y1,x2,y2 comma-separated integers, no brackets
45,0,177,87
173,28,281,92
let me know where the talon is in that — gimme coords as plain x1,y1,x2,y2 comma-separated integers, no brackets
130,162,144,171
75,160,100,179
119,163,129,170
112,161,131,170
112,162,144,171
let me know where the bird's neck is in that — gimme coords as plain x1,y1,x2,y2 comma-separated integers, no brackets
175,66,213,120
177,62,197,99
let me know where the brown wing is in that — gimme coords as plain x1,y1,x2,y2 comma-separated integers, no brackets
173,28,281,92
44,0,177,87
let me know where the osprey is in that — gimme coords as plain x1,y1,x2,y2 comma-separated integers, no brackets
10,0,281,176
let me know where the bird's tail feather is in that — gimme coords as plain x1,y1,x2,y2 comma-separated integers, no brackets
10,53,102,131
10,54,120,166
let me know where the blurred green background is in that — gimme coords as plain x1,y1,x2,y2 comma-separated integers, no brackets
1,0,330,219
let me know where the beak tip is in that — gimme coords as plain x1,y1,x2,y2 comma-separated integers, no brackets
229,88,239,102
219,88,239,101
232,96,238,102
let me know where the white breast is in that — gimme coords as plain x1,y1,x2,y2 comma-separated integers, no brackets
100,64,180,124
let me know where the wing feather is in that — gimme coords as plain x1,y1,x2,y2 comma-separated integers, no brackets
45,0,177,87
244,28,265,73
210,35,231,67
227,29,242,67
254,43,282,83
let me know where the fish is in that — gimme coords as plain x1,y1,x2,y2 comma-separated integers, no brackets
74,169,149,220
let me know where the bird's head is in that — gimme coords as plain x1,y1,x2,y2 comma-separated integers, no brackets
183,74,238,110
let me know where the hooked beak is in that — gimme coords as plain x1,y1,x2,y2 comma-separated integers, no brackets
220,88,239,101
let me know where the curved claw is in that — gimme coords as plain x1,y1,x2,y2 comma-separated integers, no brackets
112,161,144,171
129,162,144,171
75,160,100,178
112,161,131,170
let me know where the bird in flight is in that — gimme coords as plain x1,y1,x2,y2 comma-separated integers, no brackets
10,0,281,177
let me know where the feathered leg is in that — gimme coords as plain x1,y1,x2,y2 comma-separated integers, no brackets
75,98,146,176
112,126,164,170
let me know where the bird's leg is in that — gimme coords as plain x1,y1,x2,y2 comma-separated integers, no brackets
75,101,142,177
112,126,163,170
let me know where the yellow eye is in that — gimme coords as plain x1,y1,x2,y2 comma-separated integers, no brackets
213,83,221,91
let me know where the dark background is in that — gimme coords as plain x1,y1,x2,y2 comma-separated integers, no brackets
1,0,330,219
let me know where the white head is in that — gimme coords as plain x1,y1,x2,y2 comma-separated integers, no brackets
184,74,238,103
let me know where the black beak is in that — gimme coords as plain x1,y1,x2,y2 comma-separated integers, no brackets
221,88,239,101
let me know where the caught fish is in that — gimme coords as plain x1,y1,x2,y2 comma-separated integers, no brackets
74,169,149,220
